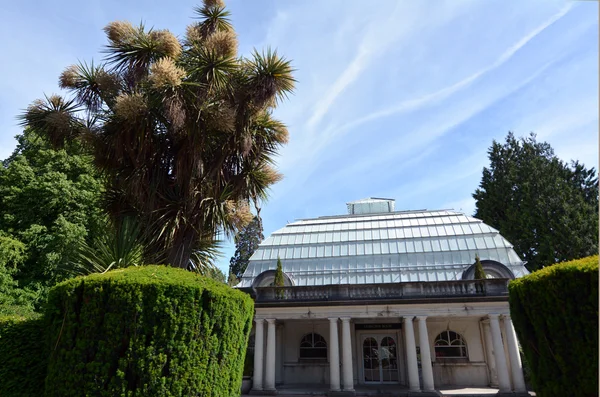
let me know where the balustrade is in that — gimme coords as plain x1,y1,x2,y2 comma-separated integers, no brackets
254,279,508,302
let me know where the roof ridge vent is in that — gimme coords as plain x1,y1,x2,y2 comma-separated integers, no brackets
346,197,395,215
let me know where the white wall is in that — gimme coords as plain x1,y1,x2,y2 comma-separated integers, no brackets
280,320,332,385
424,318,489,387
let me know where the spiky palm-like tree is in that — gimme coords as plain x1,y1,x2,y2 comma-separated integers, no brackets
20,0,294,269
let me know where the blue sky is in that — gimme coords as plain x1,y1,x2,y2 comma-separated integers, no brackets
0,0,597,275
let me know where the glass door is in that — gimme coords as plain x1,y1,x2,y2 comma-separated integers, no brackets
362,335,399,383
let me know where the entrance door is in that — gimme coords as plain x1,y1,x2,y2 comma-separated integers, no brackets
362,335,399,383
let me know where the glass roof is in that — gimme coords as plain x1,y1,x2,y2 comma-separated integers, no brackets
238,208,528,287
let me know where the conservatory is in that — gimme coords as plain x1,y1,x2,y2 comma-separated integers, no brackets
237,198,529,396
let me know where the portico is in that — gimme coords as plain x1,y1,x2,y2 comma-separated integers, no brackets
247,281,528,396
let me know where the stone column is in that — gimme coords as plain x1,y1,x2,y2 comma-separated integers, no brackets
253,318,264,391
482,320,498,387
328,317,341,391
264,319,277,391
489,314,511,393
504,315,527,392
417,316,435,391
403,316,420,391
340,317,354,391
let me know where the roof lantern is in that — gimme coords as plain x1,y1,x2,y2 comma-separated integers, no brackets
346,197,395,215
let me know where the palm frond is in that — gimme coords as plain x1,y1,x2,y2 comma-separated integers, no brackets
189,237,223,273
183,46,237,91
59,60,120,111
68,216,145,276
246,48,295,107
193,5,233,38
18,94,85,148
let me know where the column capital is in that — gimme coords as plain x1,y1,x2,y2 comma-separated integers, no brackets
416,315,428,321
488,313,500,320
328,317,339,322
265,318,276,324
254,318,265,324
340,317,351,322
403,315,415,322
503,314,511,321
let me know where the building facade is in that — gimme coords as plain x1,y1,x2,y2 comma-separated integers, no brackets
237,198,529,396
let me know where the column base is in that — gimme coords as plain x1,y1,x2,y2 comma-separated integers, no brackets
250,389,276,395
496,392,532,397
328,390,355,397
406,391,442,397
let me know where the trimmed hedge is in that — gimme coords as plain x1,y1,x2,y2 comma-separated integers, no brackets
509,255,598,397
44,265,254,397
0,314,47,396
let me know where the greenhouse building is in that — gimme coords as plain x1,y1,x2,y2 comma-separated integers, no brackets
238,198,529,396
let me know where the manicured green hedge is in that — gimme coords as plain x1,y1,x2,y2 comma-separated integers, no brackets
509,255,598,397
44,265,254,397
0,314,47,397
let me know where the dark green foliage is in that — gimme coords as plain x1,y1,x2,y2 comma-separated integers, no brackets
0,234,39,316
0,129,105,295
274,257,284,287
473,132,598,271
0,314,47,396
473,255,486,279
229,216,264,279
509,256,598,397
44,265,254,397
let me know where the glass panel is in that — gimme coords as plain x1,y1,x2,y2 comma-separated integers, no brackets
316,246,324,257
380,337,398,382
348,242,356,256
372,229,380,240
301,246,309,257
357,243,364,255
431,239,441,252
414,240,424,252
397,241,407,253
461,224,472,234
365,243,373,255
324,245,332,257
373,242,381,255
404,228,413,238
412,227,421,238
363,338,380,382
422,240,432,252
381,242,390,254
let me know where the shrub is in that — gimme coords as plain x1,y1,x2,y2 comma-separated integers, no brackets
0,314,47,397
44,265,254,397
508,255,598,397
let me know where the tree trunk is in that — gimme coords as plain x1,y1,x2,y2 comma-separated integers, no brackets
167,228,197,269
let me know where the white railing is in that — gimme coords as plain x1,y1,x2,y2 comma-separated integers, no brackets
254,279,508,302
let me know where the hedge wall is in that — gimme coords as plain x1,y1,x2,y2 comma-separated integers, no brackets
508,255,598,397
44,265,254,397
0,314,47,397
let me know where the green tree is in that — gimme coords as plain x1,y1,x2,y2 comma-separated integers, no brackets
0,129,105,293
229,215,264,279
473,254,486,279
20,0,294,270
274,257,284,287
473,132,598,271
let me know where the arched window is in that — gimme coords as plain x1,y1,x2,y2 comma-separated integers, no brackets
434,331,468,358
299,333,327,359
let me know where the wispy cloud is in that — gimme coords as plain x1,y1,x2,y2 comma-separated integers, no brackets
324,2,575,143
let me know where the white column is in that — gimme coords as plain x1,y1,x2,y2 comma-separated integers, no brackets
264,319,277,391
483,321,498,387
340,317,354,391
489,314,511,393
328,317,341,391
253,318,264,391
417,316,435,391
504,315,527,392
403,316,420,391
